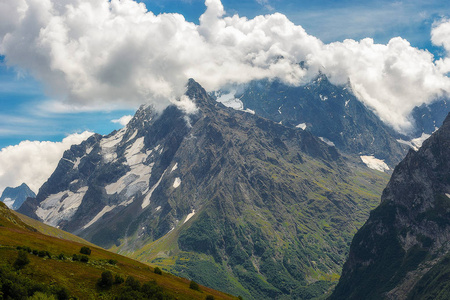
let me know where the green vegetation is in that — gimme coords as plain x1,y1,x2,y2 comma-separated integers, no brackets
80,246,92,255
190,280,200,291
0,202,237,300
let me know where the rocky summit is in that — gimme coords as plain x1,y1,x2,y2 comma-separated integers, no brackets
0,183,36,211
330,113,450,300
20,79,388,299
218,75,410,169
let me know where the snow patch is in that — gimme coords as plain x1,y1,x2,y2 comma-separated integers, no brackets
141,167,169,209
397,133,431,151
446,194,450,199
184,210,196,224
36,186,88,226
3,198,14,209
360,156,390,172
73,157,82,169
319,94,328,101
82,205,117,229
244,108,255,115
345,99,350,107
155,206,161,211
216,91,244,110
126,130,138,143
171,163,178,173
319,137,335,147
173,177,181,188
296,123,307,130
100,129,125,163
105,137,153,200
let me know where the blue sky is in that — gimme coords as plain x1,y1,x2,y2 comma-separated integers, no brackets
0,0,449,149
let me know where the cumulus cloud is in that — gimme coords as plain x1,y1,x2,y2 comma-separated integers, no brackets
0,131,93,195
1,0,449,132
111,115,133,126
432,19,450,74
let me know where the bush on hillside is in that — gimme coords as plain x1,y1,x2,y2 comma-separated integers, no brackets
80,246,91,255
14,250,30,269
189,280,200,291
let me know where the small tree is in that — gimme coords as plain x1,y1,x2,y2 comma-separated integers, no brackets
114,274,125,284
189,280,200,291
206,295,215,300
98,271,113,288
80,246,91,255
125,276,141,291
154,267,162,275
14,250,30,269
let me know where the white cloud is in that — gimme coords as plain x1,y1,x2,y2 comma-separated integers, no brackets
111,115,133,126
432,19,450,75
1,0,449,132
0,131,93,195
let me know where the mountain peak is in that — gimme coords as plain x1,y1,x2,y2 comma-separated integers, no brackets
0,183,36,210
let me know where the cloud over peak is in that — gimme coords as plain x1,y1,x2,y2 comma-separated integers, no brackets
1,0,449,132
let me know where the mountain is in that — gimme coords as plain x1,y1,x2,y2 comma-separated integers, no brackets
19,79,389,299
410,98,449,137
0,202,234,300
0,183,36,210
216,75,410,169
330,113,450,300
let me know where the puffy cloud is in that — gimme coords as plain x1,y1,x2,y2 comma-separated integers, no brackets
0,0,449,132
309,37,450,131
0,131,93,195
111,115,133,126
432,19,450,74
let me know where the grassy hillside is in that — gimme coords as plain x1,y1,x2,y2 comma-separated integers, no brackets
0,202,237,300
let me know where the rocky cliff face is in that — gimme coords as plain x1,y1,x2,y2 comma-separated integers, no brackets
223,75,410,168
19,79,388,299
0,183,36,210
330,113,450,300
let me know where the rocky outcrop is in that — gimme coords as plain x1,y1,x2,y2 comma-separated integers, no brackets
330,113,450,300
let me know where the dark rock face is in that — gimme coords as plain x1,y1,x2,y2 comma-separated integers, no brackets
231,75,410,167
19,79,388,299
1,183,36,210
330,113,450,300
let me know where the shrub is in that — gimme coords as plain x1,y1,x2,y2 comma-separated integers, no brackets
72,254,79,261
51,286,70,300
80,255,89,263
206,296,215,300
33,249,38,255
154,267,162,275
141,281,164,297
189,280,200,291
98,271,114,288
108,259,117,265
57,253,65,260
80,246,91,255
14,250,30,269
28,292,57,300
125,276,141,291
114,274,125,284
38,250,47,257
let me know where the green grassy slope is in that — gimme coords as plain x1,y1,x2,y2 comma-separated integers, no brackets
0,202,237,300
